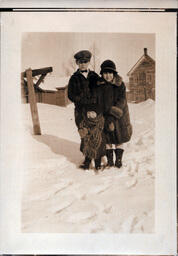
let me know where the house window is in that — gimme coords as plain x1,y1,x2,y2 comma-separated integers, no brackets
142,61,149,66
139,72,146,80
134,76,138,83
147,74,152,82
139,72,146,85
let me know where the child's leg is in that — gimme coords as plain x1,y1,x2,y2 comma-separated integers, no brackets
115,144,125,150
79,156,91,170
94,157,102,170
106,144,114,167
114,144,124,168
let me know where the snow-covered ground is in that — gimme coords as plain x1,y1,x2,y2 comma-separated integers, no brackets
21,99,155,233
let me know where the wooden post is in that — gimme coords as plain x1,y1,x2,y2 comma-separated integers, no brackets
21,72,26,103
26,68,41,135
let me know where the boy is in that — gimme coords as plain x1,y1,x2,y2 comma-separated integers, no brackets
68,50,99,169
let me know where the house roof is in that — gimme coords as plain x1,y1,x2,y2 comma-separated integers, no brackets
127,50,155,76
39,76,70,91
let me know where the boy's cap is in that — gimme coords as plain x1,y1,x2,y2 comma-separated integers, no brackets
74,50,92,61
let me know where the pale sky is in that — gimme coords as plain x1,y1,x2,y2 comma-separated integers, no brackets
22,32,155,82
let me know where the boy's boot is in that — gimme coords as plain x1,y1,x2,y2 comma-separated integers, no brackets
79,157,91,170
115,148,124,168
106,149,114,167
95,157,102,170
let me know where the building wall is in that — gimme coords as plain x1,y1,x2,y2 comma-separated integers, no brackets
56,88,70,106
35,88,70,107
128,61,155,103
21,72,70,107
22,86,70,107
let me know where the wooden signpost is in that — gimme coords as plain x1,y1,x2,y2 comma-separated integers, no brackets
26,68,41,135
23,67,53,135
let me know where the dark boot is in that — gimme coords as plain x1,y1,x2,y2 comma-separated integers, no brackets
79,157,91,170
95,157,102,170
106,149,114,167
115,148,124,168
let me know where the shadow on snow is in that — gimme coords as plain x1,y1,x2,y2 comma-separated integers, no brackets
33,134,83,167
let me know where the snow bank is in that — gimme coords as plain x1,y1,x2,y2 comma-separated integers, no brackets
21,99,155,233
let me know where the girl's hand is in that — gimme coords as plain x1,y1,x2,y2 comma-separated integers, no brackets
109,122,115,131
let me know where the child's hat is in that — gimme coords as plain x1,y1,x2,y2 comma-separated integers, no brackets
100,59,117,74
74,50,92,61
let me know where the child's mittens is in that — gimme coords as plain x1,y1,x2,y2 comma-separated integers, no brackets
108,122,115,131
78,127,88,138
110,106,123,119
87,111,97,119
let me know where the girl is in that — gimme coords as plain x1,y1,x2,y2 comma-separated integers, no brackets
99,60,132,168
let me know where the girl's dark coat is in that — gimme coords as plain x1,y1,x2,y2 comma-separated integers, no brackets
98,75,132,145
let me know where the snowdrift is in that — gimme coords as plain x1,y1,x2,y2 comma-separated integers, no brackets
21,99,155,233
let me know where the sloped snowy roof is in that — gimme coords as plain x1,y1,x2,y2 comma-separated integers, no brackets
127,51,155,76
39,76,70,91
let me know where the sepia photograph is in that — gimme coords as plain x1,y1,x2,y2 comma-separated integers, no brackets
0,9,176,255
21,32,155,233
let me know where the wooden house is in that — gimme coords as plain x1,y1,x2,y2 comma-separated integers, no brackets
35,86,69,107
127,48,155,103
21,68,70,107
34,81,70,107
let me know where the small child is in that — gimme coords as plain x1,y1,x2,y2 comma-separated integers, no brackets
78,103,106,170
76,71,107,173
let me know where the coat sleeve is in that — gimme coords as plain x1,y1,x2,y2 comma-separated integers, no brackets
115,82,127,109
108,82,127,119
68,76,80,103
68,76,91,105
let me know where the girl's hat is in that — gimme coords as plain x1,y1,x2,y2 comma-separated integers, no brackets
100,60,117,74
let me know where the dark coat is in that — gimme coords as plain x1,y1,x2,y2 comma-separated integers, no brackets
68,69,99,128
79,113,106,160
98,75,132,145
79,81,106,160
68,69,105,159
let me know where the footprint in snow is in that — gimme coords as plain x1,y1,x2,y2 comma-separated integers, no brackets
81,194,87,200
53,181,73,195
126,161,139,177
51,199,74,214
103,205,112,214
121,215,138,233
67,211,97,223
88,183,111,195
135,138,143,146
126,177,138,188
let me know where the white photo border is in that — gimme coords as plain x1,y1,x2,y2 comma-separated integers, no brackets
0,11,177,254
